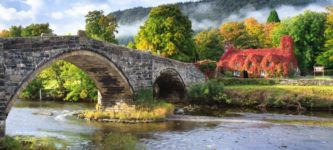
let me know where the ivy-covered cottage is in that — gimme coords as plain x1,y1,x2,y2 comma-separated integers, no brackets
217,36,299,78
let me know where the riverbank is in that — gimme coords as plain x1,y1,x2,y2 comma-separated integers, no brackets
223,85,333,110
186,78,333,111
0,135,68,150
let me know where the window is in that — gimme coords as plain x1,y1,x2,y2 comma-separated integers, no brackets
248,62,252,68
267,61,272,67
233,70,241,77
260,70,266,77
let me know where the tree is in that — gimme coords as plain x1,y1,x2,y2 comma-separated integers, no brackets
195,29,224,61
272,11,326,74
21,23,52,37
220,21,253,49
0,30,9,37
244,18,264,48
85,10,118,44
317,7,333,68
134,4,196,62
8,26,22,37
267,9,281,23
262,23,278,48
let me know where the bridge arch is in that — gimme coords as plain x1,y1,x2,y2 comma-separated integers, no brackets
6,50,134,113
153,68,186,102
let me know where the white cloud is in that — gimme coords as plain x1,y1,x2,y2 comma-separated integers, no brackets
0,5,33,21
116,19,146,37
51,12,64,19
224,4,327,23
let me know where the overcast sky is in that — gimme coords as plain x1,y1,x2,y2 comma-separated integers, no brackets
0,0,193,35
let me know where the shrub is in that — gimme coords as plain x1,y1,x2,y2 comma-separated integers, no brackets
188,79,226,104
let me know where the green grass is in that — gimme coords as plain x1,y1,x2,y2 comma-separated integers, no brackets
0,136,67,150
265,119,333,127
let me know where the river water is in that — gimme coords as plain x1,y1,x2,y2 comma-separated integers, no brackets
6,100,333,150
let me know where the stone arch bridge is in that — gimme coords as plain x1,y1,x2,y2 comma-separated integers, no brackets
0,34,204,136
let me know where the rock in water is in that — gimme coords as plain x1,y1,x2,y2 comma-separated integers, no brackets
174,108,185,115
32,111,54,116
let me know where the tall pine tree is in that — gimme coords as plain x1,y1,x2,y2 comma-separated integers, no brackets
267,10,281,23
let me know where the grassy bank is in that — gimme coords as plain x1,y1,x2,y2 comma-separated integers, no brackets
224,85,333,110
77,89,174,122
78,101,174,122
265,119,333,127
0,136,67,150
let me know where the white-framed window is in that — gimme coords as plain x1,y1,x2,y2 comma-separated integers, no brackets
233,70,241,77
260,70,266,77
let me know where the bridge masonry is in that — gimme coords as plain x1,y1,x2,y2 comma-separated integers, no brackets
0,33,205,137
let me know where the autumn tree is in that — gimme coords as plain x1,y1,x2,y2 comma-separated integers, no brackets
267,10,281,23
134,4,196,62
317,7,333,68
85,10,118,44
244,18,264,48
0,30,9,37
262,23,278,48
220,21,253,49
195,29,224,61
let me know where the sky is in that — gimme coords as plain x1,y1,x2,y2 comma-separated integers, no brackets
0,0,192,35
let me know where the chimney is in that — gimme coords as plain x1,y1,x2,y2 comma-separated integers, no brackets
224,41,234,53
280,35,294,54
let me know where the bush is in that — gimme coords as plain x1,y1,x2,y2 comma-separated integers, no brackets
0,136,23,150
188,79,226,104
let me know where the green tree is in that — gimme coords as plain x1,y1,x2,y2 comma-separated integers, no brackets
272,11,326,74
20,78,43,100
38,60,97,101
317,7,333,68
8,26,22,37
195,29,224,61
21,23,52,37
134,4,196,62
267,10,281,23
85,10,118,44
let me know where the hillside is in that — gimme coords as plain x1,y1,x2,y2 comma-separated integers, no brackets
112,0,329,24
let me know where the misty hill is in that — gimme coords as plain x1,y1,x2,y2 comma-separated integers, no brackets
111,0,331,45
112,0,328,24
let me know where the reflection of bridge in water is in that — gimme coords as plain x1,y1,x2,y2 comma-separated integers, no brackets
0,32,204,136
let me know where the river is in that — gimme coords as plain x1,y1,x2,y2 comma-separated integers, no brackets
6,100,333,150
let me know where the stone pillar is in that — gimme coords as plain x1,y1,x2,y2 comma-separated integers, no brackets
96,91,105,111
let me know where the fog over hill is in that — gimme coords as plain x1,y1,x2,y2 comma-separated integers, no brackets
111,0,333,45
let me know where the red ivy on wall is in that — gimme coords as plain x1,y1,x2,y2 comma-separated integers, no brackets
217,36,298,78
